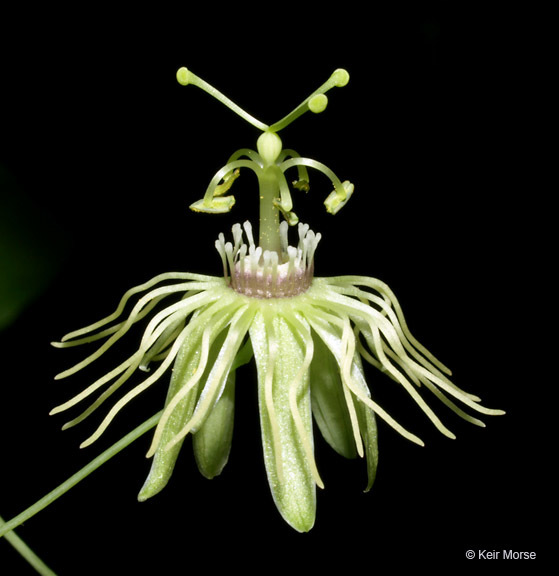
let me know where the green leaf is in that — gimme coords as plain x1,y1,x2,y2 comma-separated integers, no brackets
250,309,316,532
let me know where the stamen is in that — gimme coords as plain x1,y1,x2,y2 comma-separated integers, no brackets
279,149,310,187
191,159,261,214
279,157,353,215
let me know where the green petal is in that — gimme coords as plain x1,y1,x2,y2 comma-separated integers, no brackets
193,370,235,479
250,309,316,532
310,331,358,459
138,321,206,501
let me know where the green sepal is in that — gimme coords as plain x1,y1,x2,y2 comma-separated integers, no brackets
310,331,358,459
138,321,206,501
231,337,254,371
352,353,379,492
250,309,316,532
193,371,236,479
191,337,253,478
310,317,378,492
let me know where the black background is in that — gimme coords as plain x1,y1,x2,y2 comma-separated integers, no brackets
1,4,549,574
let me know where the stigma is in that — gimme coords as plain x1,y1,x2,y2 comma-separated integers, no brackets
216,221,321,299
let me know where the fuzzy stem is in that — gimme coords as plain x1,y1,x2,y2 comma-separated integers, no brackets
258,168,281,253
0,411,162,540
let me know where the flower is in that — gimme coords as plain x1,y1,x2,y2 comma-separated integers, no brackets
48,67,504,534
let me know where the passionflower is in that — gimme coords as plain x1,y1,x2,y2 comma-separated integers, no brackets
1,67,504,569
45,67,504,531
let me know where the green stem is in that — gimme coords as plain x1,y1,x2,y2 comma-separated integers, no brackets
0,411,162,540
0,514,57,575
258,168,281,253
